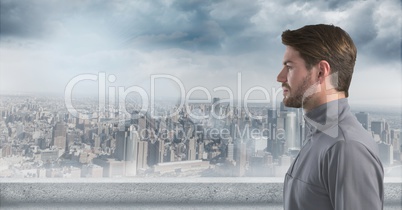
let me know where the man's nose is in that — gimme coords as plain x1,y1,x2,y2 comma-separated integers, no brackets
277,67,287,83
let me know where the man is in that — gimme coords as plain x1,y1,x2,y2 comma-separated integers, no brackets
277,24,384,210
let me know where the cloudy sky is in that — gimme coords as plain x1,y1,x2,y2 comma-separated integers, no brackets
0,0,401,109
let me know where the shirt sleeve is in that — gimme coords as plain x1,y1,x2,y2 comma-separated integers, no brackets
321,140,384,210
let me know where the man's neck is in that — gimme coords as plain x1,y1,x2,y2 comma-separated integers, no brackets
303,91,346,113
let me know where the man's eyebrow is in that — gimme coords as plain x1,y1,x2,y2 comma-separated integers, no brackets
283,61,292,66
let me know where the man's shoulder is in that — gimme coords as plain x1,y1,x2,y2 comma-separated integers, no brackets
309,113,379,159
337,112,380,154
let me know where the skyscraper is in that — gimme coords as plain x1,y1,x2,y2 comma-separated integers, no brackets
285,111,298,152
209,97,222,128
125,126,139,176
165,145,175,162
186,137,197,161
137,140,148,170
371,120,385,141
355,112,370,130
266,108,278,158
158,139,165,163
52,122,67,151
227,142,234,161
114,130,128,161
378,142,393,166
114,125,140,176
138,116,147,139
276,116,286,157
197,141,205,160
148,139,165,165
94,134,101,149
212,97,220,117
383,121,390,143
235,141,247,177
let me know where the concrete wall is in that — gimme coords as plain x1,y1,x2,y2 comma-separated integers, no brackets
1,177,401,208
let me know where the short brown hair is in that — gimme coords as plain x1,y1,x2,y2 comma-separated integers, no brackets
281,24,357,97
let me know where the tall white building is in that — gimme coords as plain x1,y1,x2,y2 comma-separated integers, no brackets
125,125,139,176
285,112,298,152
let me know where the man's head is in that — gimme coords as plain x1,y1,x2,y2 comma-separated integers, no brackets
277,24,357,109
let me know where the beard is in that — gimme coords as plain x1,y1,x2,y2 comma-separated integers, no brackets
282,73,316,108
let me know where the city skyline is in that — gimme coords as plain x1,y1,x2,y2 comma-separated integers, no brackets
0,94,400,179
0,0,401,109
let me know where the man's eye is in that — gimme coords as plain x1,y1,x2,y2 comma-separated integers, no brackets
287,66,292,70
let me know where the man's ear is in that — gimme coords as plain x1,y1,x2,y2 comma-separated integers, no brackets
317,60,331,83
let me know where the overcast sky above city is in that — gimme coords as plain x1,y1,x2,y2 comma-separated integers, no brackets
0,0,400,109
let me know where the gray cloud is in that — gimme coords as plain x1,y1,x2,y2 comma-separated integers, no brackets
1,0,399,59
0,0,263,54
0,0,400,103
0,0,47,38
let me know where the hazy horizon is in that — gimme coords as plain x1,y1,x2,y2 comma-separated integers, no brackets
1,92,401,115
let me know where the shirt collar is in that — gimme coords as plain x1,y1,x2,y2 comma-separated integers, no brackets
304,98,349,138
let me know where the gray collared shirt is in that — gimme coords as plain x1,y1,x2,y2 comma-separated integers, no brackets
283,99,384,210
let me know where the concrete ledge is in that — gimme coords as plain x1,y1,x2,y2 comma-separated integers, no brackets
1,178,401,206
